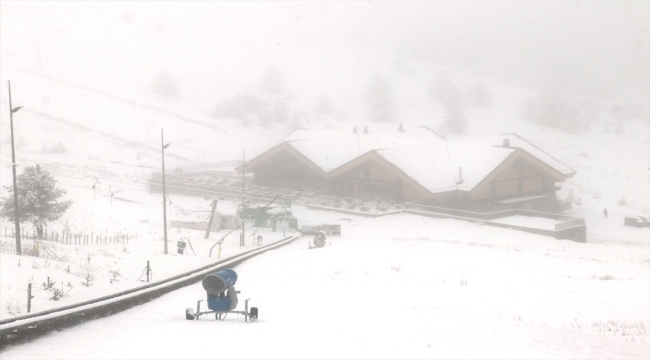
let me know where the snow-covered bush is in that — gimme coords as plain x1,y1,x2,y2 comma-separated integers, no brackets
4,299,21,315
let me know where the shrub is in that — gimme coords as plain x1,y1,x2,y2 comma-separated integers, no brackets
50,142,66,154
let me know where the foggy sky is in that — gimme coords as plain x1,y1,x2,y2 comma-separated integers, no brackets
1,1,648,106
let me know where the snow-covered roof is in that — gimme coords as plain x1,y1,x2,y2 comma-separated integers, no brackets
376,142,458,193
248,128,575,196
171,203,238,222
496,134,575,177
445,138,517,192
171,211,212,223
282,127,442,172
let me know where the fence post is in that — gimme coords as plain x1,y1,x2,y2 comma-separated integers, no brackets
27,283,33,313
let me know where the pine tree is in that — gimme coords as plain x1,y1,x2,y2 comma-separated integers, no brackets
259,65,284,94
430,73,467,134
0,165,73,236
365,74,396,123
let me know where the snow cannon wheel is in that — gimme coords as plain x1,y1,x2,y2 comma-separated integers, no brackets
249,307,258,322
185,308,195,320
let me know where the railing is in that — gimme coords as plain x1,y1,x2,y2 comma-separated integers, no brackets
404,202,586,242
555,218,585,231
0,235,300,344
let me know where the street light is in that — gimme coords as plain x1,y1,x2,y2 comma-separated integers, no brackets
7,80,22,255
161,129,171,254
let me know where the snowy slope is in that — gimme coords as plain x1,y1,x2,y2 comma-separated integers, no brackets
1,208,648,359
0,13,649,357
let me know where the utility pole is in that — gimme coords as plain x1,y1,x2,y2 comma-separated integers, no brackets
241,149,245,247
7,81,22,255
204,197,224,240
161,129,171,254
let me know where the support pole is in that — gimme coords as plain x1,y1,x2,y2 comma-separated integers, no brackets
27,283,33,313
162,129,168,254
7,81,22,255
241,149,245,247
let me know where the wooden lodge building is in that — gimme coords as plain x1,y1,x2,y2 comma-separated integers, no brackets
236,127,576,212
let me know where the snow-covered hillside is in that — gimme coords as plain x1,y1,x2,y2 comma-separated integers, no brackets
0,2,648,358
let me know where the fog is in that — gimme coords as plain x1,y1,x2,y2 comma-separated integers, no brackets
1,1,648,127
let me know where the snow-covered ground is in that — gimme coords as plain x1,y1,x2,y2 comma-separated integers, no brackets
1,3,648,357
1,206,648,359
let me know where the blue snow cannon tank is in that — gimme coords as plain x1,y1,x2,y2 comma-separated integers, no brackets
202,269,238,312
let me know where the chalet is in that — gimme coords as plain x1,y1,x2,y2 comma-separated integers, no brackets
236,127,575,212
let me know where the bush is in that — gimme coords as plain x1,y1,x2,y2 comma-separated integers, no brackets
50,142,66,154
365,74,396,123
520,91,589,133
430,73,467,134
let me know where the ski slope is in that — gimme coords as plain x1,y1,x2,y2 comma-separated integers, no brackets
1,205,648,359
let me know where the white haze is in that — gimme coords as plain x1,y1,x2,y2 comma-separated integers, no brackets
1,1,648,135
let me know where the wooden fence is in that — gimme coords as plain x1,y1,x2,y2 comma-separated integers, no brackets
3,227,132,245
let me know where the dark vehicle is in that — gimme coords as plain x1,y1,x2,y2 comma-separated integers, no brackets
624,215,650,228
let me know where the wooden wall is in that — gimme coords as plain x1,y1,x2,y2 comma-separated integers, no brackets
472,160,549,202
252,150,323,185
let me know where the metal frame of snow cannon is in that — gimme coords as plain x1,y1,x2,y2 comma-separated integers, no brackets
185,297,258,322
185,268,258,322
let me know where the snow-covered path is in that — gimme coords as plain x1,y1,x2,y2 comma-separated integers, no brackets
1,208,648,359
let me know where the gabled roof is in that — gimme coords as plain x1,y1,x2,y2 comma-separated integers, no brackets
239,128,575,196
277,127,443,172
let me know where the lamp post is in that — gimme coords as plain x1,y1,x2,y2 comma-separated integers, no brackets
7,81,22,255
241,149,245,247
161,129,171,254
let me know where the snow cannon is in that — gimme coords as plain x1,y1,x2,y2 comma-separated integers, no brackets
202,268,237,295
186,268,258,322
